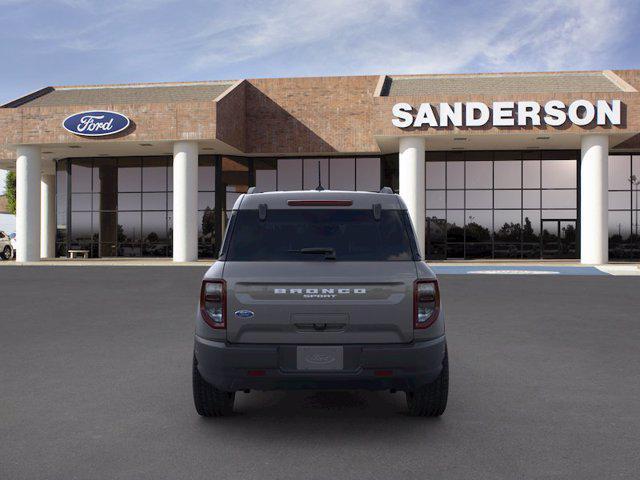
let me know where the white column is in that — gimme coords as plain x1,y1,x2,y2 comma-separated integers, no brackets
16,145,41,262
580,134,609,264
399,137,426,257
173,141,198,262
40,173,56,259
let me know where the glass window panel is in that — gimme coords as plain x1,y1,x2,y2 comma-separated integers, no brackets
226,191,241,209
97,211,117,249
330,158,355,190
71,193,92,211
56,206,66,229
609,191,631,210
118,193,141,211
522,160,541,188
303,158,329,189
446,161,464,189
356,157,380,191
542,190,576,209
198,157,216,191
92,193,102,211
198,192,215,210
465,210,492,242
608,155,631,190
446,210,465,243
143,192,167,211
494,210,521,242
494,189,521,208
118,244,141,257
71,160,92,193
256,167,277,192
426,210,446,243
494,161,521,188
71,212,92,244
381,154,399,192
542,160,576,188
634,155,640,178
198,209,216,259
256,169,277,192
143,157,167,191
447,243,464,259
167,164,173,192
523,190,540,208
117,212,141,242
56,160,68,195
426,162,446,189
142,211,167,243
465,161,492,188
426,190,446,209
609,210,631,240
523,210,541,240
118,158,142,191
541,209,576,220
447,190,464,209
465,190,492,209
277,159,302,191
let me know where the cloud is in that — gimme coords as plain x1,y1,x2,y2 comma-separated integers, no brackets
0,0,636,105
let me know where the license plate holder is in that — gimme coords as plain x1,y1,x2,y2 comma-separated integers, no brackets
296,346,344,371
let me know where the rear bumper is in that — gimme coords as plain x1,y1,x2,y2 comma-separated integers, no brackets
194,335,446,392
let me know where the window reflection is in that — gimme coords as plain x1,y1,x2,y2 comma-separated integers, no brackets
425,151,578,260
355,158,380,191
608,154,638,259
329,158,355,190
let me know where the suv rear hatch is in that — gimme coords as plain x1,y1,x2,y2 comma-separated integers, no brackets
220,205,420,344
224,261,416,344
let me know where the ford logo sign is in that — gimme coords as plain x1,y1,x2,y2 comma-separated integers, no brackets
62,110,130,137
234,310,254,318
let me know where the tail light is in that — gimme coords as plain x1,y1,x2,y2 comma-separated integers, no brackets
414,280,440,329
200,280,226,329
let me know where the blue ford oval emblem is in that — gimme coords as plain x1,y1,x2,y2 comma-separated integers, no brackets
235,310,254,318
62,110,130,137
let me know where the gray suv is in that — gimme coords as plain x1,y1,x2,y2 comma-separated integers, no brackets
193,189,448,417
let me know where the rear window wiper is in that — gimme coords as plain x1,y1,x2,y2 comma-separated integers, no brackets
287,247,337,260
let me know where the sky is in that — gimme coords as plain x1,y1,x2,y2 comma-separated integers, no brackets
0,0,639,192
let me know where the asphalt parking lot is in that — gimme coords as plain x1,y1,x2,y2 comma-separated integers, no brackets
1,267,639,480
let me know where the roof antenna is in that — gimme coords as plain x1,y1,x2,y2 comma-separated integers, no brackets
316,161,324,191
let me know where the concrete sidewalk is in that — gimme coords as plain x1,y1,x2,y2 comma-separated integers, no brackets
1,257,639,275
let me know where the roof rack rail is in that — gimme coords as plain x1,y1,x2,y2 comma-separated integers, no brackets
379,187,394,194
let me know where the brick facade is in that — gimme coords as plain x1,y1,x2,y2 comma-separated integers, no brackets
1,69,639,163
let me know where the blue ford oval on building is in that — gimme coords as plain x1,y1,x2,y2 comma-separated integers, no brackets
62,110,130,137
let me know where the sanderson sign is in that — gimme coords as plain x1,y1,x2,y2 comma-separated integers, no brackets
63,110,130,137
391,100,622,128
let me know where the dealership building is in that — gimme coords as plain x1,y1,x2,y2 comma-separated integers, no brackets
1,70,639,263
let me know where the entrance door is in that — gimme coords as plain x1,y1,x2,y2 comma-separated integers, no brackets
541,219,577,259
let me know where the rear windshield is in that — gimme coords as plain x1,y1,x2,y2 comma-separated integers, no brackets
223,209,418,261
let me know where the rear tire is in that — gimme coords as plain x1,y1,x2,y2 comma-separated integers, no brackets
192,355,235,417
2,246,12,260
406,347,448,417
